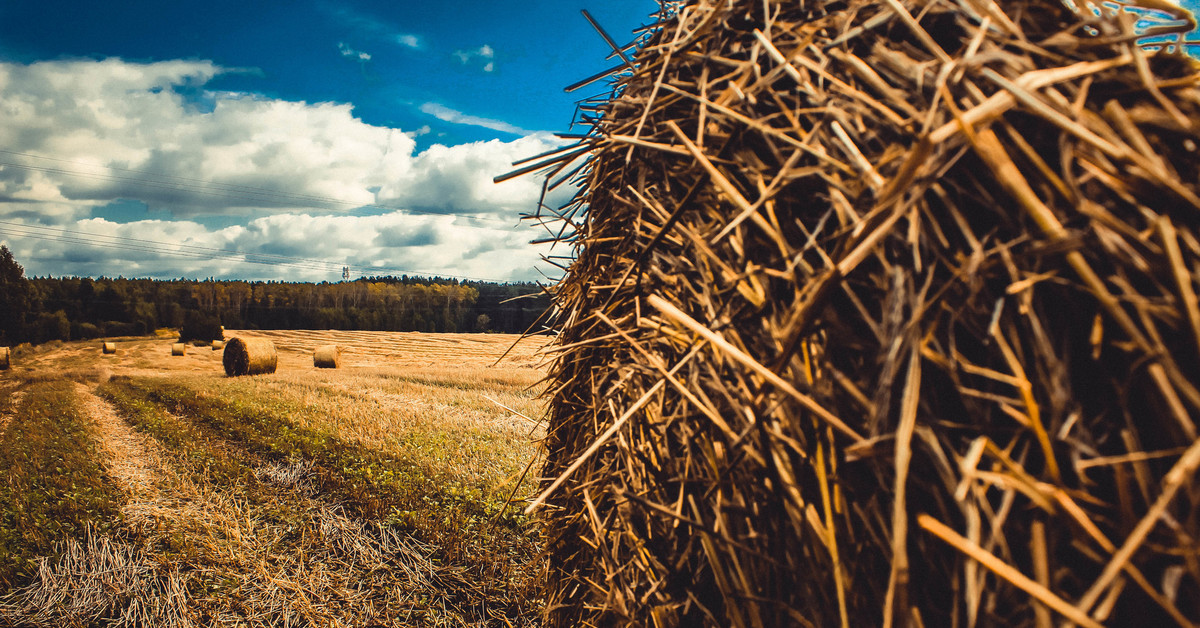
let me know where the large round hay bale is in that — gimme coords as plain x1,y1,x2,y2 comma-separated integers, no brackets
313,344,341,368
223,337,277,376
0,346,8,370
211,340,225,351
171,343,187,356
520,1,1200,626
102,342,116,354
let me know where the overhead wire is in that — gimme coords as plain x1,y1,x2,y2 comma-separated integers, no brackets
1,219,353,271
0,221,514,282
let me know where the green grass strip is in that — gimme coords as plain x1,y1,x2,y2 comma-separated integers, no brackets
0,381,123,588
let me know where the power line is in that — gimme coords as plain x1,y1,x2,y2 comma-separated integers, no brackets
1,219,346,271
0,223,341,274
0,221,517,283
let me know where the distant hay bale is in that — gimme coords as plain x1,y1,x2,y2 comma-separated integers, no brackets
211,340,225,351
102,342,116,354
0,347,8,370
223,337,277,376
170,343,187,356
313,345,341,369
519,0,1200,626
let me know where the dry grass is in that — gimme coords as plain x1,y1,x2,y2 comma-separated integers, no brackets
519,0,1200,625
0,530,194,628
208,367,544,493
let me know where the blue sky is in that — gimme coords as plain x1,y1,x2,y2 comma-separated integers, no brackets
0,0,656,282
0,1,1196,283
0,1,651,147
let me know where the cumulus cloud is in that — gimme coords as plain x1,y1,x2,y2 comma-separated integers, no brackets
338,42,372,61
0,58,567,281
381,133,571,217
419,102,531,136
0,58,416,217
452,44,495,72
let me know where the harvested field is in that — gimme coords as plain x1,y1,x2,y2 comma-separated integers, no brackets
232,329,544,370
0,330,549,626
3,330,544,378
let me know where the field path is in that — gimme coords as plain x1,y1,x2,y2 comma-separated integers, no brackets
75,383,168,499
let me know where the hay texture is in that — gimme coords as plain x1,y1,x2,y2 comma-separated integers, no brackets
520,0,1200,625
102,342,116,355
0,347,8,371
211,340,225,351
313,345,342,369
170,343,186,357
223,337,277,376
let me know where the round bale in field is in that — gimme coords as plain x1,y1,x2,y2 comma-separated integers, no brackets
223,337,277,376
313,344,341,368
0,346,9,370
171,343,187,356
102,342,117,354
211,340,225,351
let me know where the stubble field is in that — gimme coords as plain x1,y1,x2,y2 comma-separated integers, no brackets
0,330,549,627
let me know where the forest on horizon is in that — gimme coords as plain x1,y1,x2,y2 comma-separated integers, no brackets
0,246,549,345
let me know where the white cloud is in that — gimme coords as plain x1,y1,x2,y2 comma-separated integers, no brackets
380,133,571,218
0,59,416,217
321,4,423,51
338,42,372,61
0,212,542,282
0,58,569,281
404,125,432,139
452,44,496,71
419,102,531,136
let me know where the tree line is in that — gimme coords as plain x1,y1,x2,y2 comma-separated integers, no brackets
0,246,549,345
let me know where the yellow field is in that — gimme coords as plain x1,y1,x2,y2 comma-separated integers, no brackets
0,330,550,626
10,328,545,375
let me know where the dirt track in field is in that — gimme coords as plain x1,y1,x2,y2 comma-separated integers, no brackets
76,382,169,498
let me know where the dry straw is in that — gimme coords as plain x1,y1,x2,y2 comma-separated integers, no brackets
313,344,341,369
211,340,225,351
511,0,1200,625
170,343,186,357
222,337,278,376
0,346,8,370
102,342,117,354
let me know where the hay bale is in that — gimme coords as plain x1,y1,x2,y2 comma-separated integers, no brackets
102,342,116,354
519,0,1200,625
313,344,341,368
0,346,8,370
170,343,186,356
222,337,277,376
211,340,225,351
